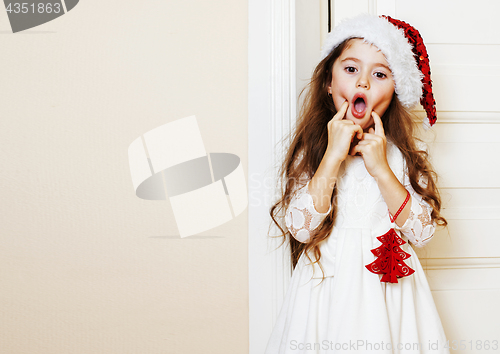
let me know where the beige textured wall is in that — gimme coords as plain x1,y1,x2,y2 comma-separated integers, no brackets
0,1,248,353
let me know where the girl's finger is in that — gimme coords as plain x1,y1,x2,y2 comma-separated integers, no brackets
361,135,385,144
360,132,378,140
332,101,349,121
354,124,363,140
372,111,385,137
356,139,371,145
350,143,363,156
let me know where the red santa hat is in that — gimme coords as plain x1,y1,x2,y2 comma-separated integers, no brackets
321,14,437,128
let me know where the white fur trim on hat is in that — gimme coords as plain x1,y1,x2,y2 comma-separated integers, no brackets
321,14,423,109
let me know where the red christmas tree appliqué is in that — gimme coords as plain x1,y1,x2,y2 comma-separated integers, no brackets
365,228,415,283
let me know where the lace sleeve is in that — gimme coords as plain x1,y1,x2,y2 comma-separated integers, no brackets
394,172,436,248
284,179,332,243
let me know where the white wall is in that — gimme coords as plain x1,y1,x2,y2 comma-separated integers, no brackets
0,1,248,353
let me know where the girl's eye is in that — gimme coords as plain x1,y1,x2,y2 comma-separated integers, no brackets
345,66,356,73
375,72,387,79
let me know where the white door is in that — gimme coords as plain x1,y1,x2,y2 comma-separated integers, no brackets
372,1,500,349
249,0,500,352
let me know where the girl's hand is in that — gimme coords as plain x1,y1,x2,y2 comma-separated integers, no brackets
325,101,364,163
350,111,391,178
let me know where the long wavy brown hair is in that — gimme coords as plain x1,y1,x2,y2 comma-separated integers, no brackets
269,38,447,274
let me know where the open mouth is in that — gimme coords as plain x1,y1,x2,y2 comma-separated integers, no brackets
351,93,367,118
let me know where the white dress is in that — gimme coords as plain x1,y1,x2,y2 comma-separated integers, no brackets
265,141,449,354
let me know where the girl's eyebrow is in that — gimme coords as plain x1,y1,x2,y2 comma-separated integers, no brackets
341,57,360,63
341,57,391,71
375,63,391,71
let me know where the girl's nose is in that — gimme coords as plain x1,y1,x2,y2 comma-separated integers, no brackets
356,76,369,89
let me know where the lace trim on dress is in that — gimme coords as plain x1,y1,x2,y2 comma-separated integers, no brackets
394,173,437,248
285,180,332,243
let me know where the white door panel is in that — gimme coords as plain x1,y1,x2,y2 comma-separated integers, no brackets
430,220,500,258
427,44,500,66
433,290,500,348
395,0,500,44
431,143,500,187
432,68,500,112
330,0,500,350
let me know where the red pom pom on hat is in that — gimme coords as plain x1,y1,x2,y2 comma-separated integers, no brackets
381,15,437,127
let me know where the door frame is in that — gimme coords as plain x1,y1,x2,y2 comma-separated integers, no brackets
248,0,296,352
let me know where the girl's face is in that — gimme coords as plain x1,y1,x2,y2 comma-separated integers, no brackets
327,39,395,130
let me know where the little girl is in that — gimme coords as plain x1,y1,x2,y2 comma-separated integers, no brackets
266,15,449,354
